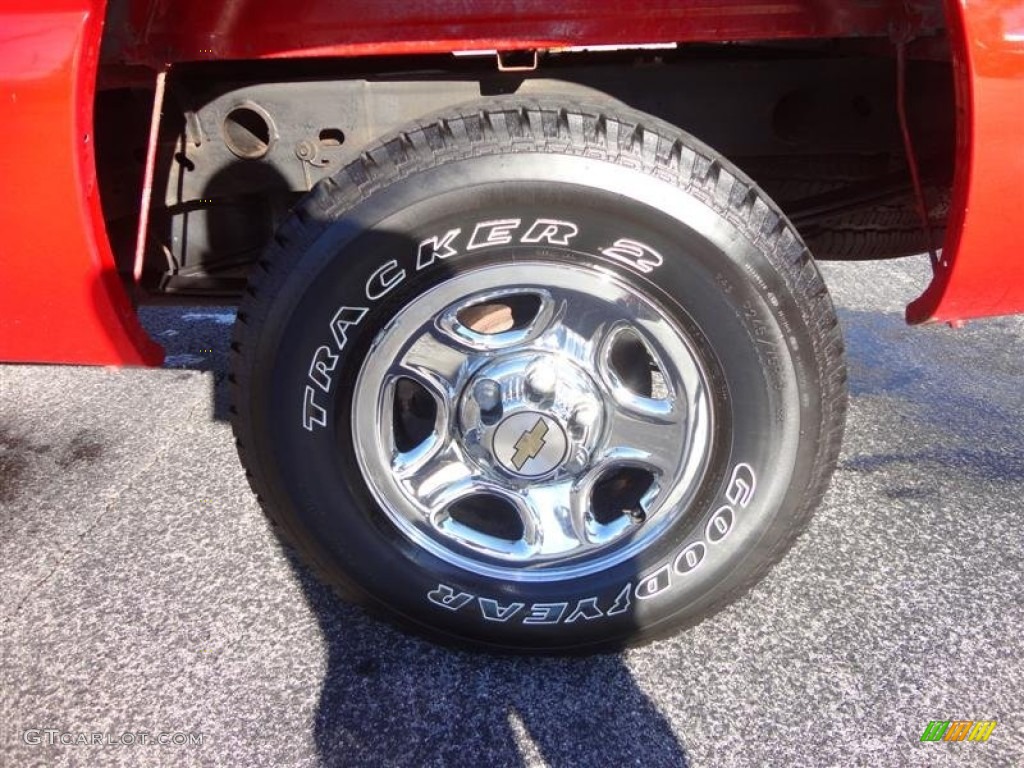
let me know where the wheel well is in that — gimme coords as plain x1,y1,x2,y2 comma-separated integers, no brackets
94,42,955,303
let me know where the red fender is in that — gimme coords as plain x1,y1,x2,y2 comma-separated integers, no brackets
0,1,162,366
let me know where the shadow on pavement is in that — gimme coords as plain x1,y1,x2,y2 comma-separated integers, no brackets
136,309,692,768
294,559,691,768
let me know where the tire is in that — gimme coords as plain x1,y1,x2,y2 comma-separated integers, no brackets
800,196,947,261
739,154,948,260
230,98,847,653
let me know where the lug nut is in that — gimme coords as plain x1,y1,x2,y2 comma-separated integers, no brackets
566,446,590,473
473,378,502,412
526,360,557,400
571,402,599,432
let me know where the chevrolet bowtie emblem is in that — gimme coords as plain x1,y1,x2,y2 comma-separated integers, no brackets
511,417,550,470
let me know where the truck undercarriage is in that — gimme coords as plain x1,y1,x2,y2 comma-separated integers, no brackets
95,41,955,303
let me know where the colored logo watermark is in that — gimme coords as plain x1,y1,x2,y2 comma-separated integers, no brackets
920,720,997,742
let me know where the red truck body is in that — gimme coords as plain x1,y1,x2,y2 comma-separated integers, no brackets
1,0,1023,366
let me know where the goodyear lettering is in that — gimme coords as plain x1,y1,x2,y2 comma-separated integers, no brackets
635,565,672,600
478,598,525,622
426,584,632,626
563,597,604,623
725,463,756,507
422,463,759,625
706,506,734,543
523,603,568,625
606,583,633,616
427,584,474,611
673,541,706,575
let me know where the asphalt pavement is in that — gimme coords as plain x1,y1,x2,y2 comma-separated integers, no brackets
1,257,1022,767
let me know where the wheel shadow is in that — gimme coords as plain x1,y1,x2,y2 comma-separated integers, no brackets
835,306,1024,483
138,304,236,422
292,555,691,768
134,312,691,768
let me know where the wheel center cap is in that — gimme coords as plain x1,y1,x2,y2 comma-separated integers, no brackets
492,411,568,478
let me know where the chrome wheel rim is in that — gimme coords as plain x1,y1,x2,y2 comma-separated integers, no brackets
351,261,714,582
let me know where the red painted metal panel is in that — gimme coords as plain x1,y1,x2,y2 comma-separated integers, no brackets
0,1,163,365
111,0,943,65
0,0,1020,372
908,0,1024,322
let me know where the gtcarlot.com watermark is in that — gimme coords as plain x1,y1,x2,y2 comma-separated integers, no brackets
23,729,203,747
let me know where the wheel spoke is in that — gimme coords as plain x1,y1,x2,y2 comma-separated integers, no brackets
395,328,473,399
541,287,616,365
397,442,477,516
383,329,473,454
597,403,685,479
514,480,586,558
